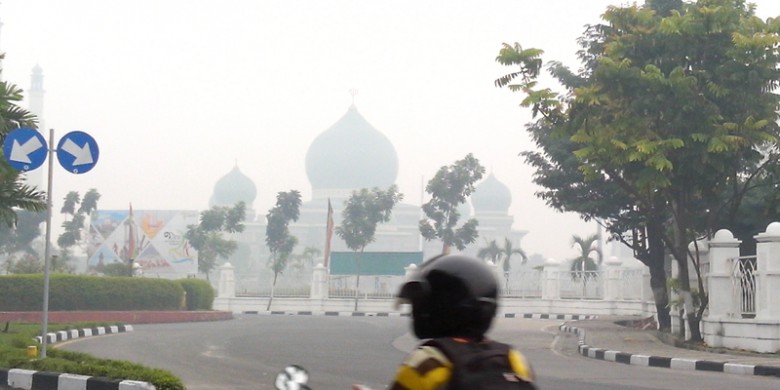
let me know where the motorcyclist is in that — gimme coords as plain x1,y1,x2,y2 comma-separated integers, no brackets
389,253,536,390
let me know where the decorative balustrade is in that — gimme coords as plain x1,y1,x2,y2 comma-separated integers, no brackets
729,256,757,318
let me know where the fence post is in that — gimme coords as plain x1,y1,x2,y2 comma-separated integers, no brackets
541,258,560,300
707,229,740,319
603,256,622,301
310,263,328,300
217,262,235,299
754,222,780,320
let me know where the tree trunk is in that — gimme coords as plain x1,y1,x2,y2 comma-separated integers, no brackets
649,260,671,331
646,214,671,331
354,250,363,312
266,272,278,311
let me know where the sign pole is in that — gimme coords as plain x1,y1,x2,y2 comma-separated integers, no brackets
40,128,55,359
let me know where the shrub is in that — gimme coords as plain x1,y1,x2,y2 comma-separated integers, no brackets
0,274,184,311
177,278,215,310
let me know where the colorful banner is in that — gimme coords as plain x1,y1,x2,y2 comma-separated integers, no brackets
87,209,199,277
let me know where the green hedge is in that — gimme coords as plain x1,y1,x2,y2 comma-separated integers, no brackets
0,274,184,311
176,278,215,310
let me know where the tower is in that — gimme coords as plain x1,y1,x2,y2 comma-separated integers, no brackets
24,65,46,190
0,13,4,80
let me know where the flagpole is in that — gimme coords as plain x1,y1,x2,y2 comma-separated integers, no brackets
323,199,334,272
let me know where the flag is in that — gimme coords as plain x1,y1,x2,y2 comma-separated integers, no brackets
323,199,334,269
125,203,138,263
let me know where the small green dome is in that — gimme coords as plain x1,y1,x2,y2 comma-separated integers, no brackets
472,173,511,213
210,165,257,208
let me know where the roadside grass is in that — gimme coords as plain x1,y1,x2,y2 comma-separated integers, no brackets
0,322,185,390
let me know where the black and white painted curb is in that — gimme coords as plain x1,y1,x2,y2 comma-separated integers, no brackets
244,311,597,320
0,368,154,390
559,324,780,378
0,325,155,390
34,324,134,345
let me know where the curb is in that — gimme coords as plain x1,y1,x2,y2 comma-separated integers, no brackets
559,324,780,378
0,368,154,390
0,325,156,390
34,324,134,345
243,311,597,320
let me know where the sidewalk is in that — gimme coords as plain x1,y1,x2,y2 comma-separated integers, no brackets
560,316,780,378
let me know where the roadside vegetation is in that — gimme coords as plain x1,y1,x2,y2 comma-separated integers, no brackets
0,322,185,390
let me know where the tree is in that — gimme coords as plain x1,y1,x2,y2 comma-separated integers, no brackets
337,185,403,310
500,237,527,290
483,238,528,291
477,239,502,264
0,210,46,257
265,190,302,310
0,78,46,227
57,189,101,270
569,234,602,278
290,246,321,272
496,1,780,339
419,154,485,254
185,202,246,280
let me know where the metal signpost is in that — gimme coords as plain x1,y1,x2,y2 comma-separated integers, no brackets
2,127,99,358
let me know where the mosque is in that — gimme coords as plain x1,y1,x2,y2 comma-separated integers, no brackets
2,11,527,283
209,104,528,291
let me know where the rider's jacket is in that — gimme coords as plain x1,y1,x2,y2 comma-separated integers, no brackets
389,337,535,390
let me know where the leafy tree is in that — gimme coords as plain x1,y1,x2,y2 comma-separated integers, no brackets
569,234,602,278
290,246,321,272
265,190,302,310
477,239,502,264
0,210,46,257
500,237,528,273
419,154,485,254
185,202,246,281
496,0,780,339
0,78,46,227
57,189,101,257
4,253,73,274
337,185,403,310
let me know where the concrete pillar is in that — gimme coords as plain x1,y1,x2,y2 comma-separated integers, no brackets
217,262,235,299
541,258,560,300
404,264,418,280
641,267,652,303
707,229,740,319
755,222,780,320
310,263,329,299
603,256,622,301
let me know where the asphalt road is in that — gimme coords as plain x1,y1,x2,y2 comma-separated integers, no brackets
60,315,780,390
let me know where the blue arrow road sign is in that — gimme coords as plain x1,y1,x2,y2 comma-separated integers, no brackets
2,128,48,171
56,131,99,174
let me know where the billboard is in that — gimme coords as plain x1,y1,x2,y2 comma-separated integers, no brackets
87,208,199,277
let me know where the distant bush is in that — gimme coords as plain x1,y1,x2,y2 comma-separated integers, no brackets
0,274,184,311
176,278,215,310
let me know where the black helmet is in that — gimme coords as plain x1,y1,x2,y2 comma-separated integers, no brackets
396,254,499,340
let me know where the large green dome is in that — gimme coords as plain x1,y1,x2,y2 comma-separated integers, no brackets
305,105,398,191
210,165,257,208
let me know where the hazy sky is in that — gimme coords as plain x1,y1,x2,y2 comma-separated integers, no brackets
2,1,779,261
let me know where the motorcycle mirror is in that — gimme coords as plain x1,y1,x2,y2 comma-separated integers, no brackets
275,365,311,390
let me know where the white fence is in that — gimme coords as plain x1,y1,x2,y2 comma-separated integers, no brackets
215,259,655,318
700,224,780,353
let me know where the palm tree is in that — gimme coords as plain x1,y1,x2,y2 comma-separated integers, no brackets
569,233,602,280
499,238,527,291
0,79,46,227
476,239,502,265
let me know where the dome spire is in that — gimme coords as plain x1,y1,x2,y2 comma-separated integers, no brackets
349,88,358,107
